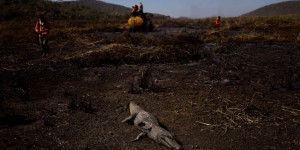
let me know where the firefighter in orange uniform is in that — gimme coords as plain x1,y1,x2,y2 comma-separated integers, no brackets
215,16,221,30
35,15,50,57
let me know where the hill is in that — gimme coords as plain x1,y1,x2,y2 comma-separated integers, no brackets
0,0,110,20
0,0,138,20
70,0,131,16
67,0,168,19
0,0,166,20
243,1,300,16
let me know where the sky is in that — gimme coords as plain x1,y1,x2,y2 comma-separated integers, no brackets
103,0,291,18
57,0,290,18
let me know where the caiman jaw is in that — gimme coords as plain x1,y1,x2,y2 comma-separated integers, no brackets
159,135,182,150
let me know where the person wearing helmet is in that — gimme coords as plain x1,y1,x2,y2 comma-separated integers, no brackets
35,15,50,57
215,16,221,30
131,6,135,16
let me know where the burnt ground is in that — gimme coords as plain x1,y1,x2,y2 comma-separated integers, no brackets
0,25,300,150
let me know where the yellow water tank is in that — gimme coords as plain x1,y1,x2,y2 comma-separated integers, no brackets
128,16,144,28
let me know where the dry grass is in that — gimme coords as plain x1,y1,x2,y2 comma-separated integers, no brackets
1,15,300,67
60,43,213,67
2,15,299,45
223,16,300,30
224,32,288,43
50,20,126,38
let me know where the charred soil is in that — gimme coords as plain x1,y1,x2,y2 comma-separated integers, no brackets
0,19,300,150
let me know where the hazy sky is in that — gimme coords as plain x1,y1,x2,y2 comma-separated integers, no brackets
102,0,288,18
57,0,289,18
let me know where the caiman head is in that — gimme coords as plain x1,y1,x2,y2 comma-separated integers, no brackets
154,127,182,150
158,134,182,150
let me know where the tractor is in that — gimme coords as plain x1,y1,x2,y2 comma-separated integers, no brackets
128,13,153,32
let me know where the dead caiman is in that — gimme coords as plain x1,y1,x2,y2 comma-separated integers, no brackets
122,102,182,149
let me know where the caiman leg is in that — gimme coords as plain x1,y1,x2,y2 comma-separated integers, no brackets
131,132,147,142
121,114,136,123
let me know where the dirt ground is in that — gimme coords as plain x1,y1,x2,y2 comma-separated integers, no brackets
0,23,300,150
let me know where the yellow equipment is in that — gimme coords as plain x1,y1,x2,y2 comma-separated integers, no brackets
128,16,144,29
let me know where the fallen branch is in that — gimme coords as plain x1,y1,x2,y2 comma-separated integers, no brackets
196,121,221,127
